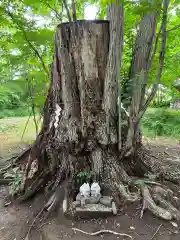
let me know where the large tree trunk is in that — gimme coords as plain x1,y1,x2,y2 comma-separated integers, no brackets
31,18,130,203
4,0,180,222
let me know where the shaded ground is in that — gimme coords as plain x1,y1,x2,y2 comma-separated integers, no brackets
0,185,180,240
1,117,180,239
0,143,180,240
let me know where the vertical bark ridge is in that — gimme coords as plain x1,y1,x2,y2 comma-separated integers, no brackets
56,27,80,118
54,25,81,146
130,14,157,113
103,0,124,144
70,21,109,147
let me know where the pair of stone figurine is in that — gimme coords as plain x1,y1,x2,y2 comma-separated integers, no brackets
73,182,117,215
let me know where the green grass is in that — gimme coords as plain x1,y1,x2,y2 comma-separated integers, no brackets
141,108,180,139
0,116,41,158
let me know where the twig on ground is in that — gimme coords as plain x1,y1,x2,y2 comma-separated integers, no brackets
24,206,45,240
38,221,51,228
72,228,132,239
151,224,162,240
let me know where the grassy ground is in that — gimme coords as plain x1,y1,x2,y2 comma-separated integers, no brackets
0,116,41,158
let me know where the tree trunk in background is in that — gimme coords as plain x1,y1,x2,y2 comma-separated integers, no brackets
6,0,180,222
122,14,157,155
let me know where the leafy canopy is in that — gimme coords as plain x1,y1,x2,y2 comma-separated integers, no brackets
0,0,180,111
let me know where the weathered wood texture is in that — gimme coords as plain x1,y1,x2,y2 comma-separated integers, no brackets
54,21,110,150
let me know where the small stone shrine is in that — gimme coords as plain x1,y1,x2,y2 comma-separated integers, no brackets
72,182,117,216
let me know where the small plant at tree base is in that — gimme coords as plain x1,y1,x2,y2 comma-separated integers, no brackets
144,172,158,181
3,167,24,196
75,171,92,185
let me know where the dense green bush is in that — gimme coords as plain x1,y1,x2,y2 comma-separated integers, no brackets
141,108,180,138
0,108,30,119
0,81,27,110
0,81,30,118
0,81,37,119
0,80,45,119
150,100,171,108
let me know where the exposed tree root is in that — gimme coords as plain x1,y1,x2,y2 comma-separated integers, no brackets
152,186,180,220
115,182,139,203
17,177,44,202
3,144,180,223
137,146,180,183
154,194,180,220
140,185,173,220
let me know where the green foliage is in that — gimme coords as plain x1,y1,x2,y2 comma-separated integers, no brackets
141,108,180,138
150,100,170,108
0,82,26,110
0,0,53,117
0,108,30,120
76,171,92,185
149,86,172,107
0,80,31,118
0,0,179,119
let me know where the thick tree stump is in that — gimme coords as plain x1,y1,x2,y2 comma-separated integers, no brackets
13,19,131,208
9,10,180,222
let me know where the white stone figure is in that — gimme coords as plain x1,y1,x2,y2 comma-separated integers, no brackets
79,183,90,198
91,182,101,197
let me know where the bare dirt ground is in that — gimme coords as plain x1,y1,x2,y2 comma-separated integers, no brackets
1,139,180,240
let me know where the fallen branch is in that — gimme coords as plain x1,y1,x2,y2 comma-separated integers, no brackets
151,224,162,240
21,110,32,140
72,228,132,239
